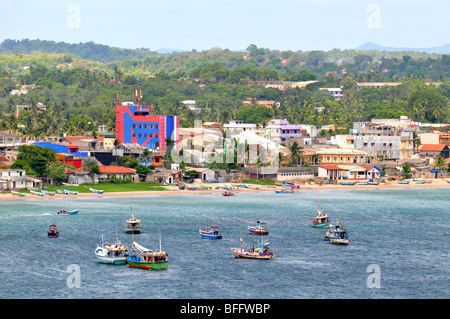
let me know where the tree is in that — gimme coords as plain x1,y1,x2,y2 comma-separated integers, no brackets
289,141,303,166
45,163,67,179
402,164,411,179
431,156,446,178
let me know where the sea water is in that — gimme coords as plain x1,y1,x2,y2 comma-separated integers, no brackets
0,187,448,299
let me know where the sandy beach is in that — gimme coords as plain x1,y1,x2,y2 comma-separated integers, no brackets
1,179,448,201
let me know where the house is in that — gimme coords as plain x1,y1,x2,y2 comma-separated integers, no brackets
241,166,316,182
0,169,42,190
0,131,23,151
319,88,344,100
418,144,450,159
185,167,216,182
146,168,183,184
364,166,381,179
97,166,139,182
337,165,367,180
317,165,343,180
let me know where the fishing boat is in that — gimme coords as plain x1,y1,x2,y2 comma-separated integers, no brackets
357,182,368,185
89,188,104,194
127,234,168,270
57,209,79,215
124,210,142,234
447,179,450,183
415,180,426,184
64,189,78,195
222,191,235,196
11,191,25,197
56,189,65,194
312,200,331,228
328,219,349,245
248,220,269,235
48,222,59,238
30,190,44,196
339,181,355,186
367,181,380,185
199,220,223,239
398,180,410,184
275,189,294,194
95,234,128,264
230,233,275,260
41,190,55,196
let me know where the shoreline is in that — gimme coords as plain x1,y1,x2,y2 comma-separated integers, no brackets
1,179,449,201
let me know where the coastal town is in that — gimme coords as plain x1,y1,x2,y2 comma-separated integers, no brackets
1,85,449,198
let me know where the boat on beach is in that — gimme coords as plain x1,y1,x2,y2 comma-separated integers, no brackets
41,190,55,196
398,180,410,184
357,182,368,185
415,180,426,184
57,189,78,195
48,222,59,238
199,220,223,239
124,210,142,234
95,234,128,264
367,180,380,185
222,191,235,196
275,189,294,194
30,190,44,196
11,191,25,197
339,181,355,186
57,209,79,215
230,233,275,260
127,235,168,270
248,220,269,235
312,200,331,228
89,188,104,194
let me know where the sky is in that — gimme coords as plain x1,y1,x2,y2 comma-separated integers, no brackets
0,0,449,52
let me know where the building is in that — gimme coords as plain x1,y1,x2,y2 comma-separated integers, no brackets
223,120,257,133
115,102,178,152
16,102,46,116
307,148,368,165
34,142,89,158
97,165,139,182
353,135,401,160
418,144,450,159
439,133,450,147
319,88,344,100
0,131,23,151
182,100,202,113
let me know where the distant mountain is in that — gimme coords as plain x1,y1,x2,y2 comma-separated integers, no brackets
356,42,450,54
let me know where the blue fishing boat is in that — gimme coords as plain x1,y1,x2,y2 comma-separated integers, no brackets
30,190,44,196
398,180,410,184
367,181,380,185
199,220,223,239
95,235,128,265
326,219,349,245
357,182,368,185
275,189,294,194
415,180,425,184
41,190,55,196
64,189,78,195
57,209,79,215
339,181,355,186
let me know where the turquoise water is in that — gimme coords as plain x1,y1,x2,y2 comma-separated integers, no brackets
0,187,449,299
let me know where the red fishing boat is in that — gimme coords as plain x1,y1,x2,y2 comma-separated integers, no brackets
222,191,235,196
48,222,59,238
248,220,269,235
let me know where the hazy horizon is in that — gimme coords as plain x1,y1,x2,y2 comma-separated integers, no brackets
1,0,448,52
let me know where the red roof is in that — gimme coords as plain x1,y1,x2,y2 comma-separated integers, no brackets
419,144,447,152
98,166,136,174
362,165,374,171
320,165,341,171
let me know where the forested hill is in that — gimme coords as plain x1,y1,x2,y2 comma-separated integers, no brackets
0,39,155,63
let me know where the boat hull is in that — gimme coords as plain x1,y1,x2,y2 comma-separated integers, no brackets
329,238,349,245
96,256,127,265
48,232,59,238
230,248,274,260
127,258,168,270
312,223,330,229
248,228,269,235
199,230,223,239
57,210,79,215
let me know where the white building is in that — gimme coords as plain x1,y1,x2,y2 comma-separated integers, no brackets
320,88,344,100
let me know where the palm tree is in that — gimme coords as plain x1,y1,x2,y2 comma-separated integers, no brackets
113,138,121,164
289,141,303,166
138,148,152,166
431,156,446,179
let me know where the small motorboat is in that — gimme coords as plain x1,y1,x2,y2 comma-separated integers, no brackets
48,222,59,238
57,209,79,215
199,220,223,239
30,190,44,196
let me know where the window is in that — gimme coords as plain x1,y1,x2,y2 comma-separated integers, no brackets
132,124,136,128
144,124,148,129
138,124,142,129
